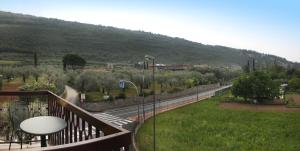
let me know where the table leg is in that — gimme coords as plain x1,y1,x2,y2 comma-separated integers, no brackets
41,135,47,147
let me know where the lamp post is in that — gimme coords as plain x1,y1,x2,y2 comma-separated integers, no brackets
197,83,199,101
142,61,146,122
145,54,156,151
0,74,3,90
119,80,140,122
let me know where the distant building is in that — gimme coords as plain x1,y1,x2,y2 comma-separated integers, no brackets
107,63,114,70
149,64,192,71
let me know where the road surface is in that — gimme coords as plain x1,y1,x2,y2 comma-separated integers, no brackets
99,85,231,118
93,85,231,127
63,85,231,127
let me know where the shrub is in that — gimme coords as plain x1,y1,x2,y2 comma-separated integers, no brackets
115,92,126,99
288,77,300,92
167,87,183,93
20,81,56,92
232,71,279,102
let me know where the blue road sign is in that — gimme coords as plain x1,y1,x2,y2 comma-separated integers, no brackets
119,80,125,89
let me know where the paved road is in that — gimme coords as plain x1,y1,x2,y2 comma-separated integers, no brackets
96,85,232,119
64,85,231,127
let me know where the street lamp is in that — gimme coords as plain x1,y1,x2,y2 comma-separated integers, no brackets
119,80,140,122
0,74,3,90
197,82,199,101
142,61,146,122
145,54,156,151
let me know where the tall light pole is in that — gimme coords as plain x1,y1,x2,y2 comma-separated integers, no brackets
145,54,156,151
0,74,3,90
142,61,146,122
119,80,140,122
197,83,199,101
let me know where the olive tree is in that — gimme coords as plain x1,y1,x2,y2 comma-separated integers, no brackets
98,72,117,95
74,71,98,92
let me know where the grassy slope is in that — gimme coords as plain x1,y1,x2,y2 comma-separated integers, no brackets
137,95,300,151
0,11,297,67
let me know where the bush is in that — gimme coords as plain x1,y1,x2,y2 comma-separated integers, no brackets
20,81,56,92
143,90,154,97
115,92,126,99
167,87,183,93
86,92,103,102
288,77,300,92
232,71,279,102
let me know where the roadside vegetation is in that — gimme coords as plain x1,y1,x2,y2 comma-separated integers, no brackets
137,93,300,151
0,62,240,102
231,60,300,104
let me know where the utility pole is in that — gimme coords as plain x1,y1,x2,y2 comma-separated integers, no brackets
142,61,146,121
145,55,156,151
197,82,199,101
152,58,156,151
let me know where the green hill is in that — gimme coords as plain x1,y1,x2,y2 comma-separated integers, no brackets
0,11,298,67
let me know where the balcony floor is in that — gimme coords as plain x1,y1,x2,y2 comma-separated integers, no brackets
0,141,41,151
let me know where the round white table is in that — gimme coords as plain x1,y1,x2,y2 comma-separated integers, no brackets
20,116,67,147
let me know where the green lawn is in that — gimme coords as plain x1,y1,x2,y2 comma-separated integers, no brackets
136,94,300,151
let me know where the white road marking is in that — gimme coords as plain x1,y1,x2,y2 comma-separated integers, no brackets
94,113,132,127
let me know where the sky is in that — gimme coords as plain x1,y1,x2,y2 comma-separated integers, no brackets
1,0,299,62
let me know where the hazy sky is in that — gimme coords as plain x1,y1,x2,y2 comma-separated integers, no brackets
1,0,299,62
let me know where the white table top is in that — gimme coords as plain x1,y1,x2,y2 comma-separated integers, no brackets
20,116,67,135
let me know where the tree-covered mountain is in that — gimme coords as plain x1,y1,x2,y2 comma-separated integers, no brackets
0,11,298,67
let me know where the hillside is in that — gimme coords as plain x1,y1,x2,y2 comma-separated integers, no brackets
0,11,297,67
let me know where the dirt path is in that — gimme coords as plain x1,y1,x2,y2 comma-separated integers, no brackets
0,81,23,101
63,85,79,104
2,81,22,91
286,94,300,105
219,102,300,112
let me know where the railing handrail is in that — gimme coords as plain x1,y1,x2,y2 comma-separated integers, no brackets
0,90,131,151
47,90,128,134
0,90,128,133
22,131,131,151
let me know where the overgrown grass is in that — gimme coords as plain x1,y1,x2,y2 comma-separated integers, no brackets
86,91,104,102
286,93,300,108
137,94,300,151
0,60,20,65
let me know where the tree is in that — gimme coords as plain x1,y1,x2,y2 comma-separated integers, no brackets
252,58,256,71
0,75,2,90
34,52,38,67
17,67,30,83
62,54,86,70
131,73,144,94
232,74,252,101
1,67,15,82
75,71,98,92
243,60,250,73
98,72,117,95
232,71,279,102
288,77,300,92
31,67,41,82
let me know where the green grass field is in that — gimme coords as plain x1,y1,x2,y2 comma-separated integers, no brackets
136,94,300,151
